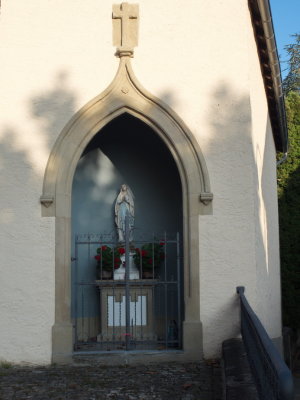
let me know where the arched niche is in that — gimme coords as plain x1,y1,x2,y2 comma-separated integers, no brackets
40,57,213,362
72,113,183,238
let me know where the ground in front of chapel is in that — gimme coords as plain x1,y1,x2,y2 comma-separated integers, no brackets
0,361,222,400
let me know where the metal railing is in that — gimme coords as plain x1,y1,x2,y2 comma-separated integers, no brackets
236,286,294,400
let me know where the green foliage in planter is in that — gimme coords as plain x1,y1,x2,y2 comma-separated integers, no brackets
133,242,165,271
277,91,300,329
94,245,124,272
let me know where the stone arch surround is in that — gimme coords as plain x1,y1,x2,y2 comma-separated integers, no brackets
40,57,213,362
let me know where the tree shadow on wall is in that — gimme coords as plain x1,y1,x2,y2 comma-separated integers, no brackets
202,82,281,354
0,69,79,358
30,71,78,150
200,83,253,354
0,70,78,265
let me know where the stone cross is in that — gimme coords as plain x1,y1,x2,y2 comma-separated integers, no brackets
112,2,139,56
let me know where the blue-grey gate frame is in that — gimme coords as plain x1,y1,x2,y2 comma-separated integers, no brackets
73,219,182,352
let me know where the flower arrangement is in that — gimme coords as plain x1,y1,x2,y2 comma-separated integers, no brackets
133,242,165,272
95,243,165,279
94,245,124,273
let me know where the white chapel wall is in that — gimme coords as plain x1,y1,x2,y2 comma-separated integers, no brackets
0,0,282,362
248,22,282,343
198,1,282,357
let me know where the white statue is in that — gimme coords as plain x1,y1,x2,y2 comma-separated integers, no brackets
115,184,134,243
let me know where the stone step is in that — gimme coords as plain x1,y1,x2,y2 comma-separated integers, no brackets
222,338,259,400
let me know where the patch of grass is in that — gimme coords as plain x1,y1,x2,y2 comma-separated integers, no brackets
0,360,12,369
0,370,10,376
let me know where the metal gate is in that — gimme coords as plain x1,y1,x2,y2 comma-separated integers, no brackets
72,219,182,352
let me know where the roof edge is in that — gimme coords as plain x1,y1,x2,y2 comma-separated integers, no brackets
249,0,288,153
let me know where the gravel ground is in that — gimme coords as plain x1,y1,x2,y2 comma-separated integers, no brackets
0,361,222,400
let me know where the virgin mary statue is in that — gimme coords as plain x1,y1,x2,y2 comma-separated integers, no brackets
115,184,134,243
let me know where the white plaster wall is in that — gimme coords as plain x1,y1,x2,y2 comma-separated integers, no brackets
198,89,257,357
0,154,55,364
199,2,282,357
0,0,281,362
248,25,282,340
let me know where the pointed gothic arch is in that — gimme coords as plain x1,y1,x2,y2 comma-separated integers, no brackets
41,57,213,362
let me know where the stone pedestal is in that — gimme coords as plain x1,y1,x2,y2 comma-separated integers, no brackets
95,281,156,344
113,252,139,280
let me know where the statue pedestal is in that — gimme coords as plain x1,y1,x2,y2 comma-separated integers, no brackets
114,252,139,280
95,281,157,346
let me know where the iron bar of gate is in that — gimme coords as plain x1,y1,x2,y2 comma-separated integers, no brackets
112,284,115,346
87,234,91,341
164,232,168,347
176,232,181,348
74,234,79,349
236,286,294,400
140,282,143,340
125,214,130,350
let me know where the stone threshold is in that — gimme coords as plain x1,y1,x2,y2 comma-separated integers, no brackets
73,350,201,365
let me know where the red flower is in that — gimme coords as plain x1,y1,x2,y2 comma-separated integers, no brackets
141,250,148,257
101,245,107,251
114,257,121,263
159,241,165,246
148,258,153,264
94,255,101,261
118,247,125,255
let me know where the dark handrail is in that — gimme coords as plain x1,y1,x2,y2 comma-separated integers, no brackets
237,286,294,400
